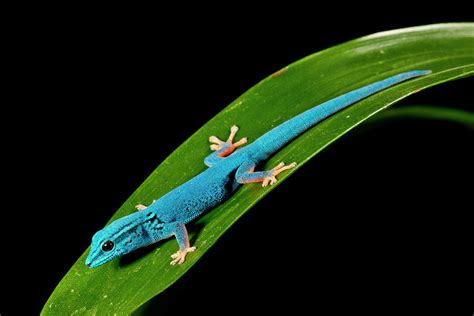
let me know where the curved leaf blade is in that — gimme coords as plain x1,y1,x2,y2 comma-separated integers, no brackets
42,23,474,315
372,105,474,128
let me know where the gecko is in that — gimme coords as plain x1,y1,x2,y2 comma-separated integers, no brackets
85,70,431,268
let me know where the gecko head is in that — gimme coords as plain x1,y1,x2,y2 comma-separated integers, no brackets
85,229,120,268
85,213,153,268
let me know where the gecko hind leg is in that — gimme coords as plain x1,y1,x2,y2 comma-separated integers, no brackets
236,160,297,187
205,125,248,167
209,125,248,157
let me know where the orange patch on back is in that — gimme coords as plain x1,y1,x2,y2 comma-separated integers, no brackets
217,146,235,157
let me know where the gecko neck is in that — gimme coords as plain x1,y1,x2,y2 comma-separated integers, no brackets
106,211,167,256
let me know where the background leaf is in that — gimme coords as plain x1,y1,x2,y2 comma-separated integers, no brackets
370,105,474,128
42,23,474,315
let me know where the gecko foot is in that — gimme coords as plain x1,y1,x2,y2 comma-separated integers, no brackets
135,204,147,211
262,162,297,187
209,125,247,155
170,246,197,265
135,200,156,211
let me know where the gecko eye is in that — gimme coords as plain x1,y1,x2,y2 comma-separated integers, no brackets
101,240,114,252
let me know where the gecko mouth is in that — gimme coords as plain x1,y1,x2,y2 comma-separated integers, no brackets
86,257,107,268
86,253,114,268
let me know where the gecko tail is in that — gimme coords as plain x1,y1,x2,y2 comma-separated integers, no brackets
251,70,432,160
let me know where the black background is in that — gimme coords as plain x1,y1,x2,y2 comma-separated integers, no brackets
2,4,473,315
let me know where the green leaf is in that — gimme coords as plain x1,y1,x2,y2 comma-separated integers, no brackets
371,105,474,128
42,23,474,315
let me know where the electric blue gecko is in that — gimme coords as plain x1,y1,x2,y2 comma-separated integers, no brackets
85,70,431,267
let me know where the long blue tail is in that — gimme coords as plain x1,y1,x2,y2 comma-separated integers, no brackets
250,70,431,161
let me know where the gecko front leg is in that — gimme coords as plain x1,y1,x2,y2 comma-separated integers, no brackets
135,203,195,264
135,204,148,211
169,223,196,265
135,200,156,211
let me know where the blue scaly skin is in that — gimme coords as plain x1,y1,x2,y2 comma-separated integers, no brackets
86,70,431,267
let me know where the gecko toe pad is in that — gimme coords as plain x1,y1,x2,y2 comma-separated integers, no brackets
261,161,297,187
209,125,248,156
135,204,147,211
170,246,197,265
